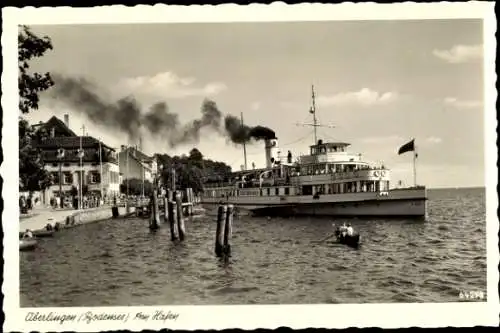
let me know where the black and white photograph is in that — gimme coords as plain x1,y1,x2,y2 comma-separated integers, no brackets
2,2,498,331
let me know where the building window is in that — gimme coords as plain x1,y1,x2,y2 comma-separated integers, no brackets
63,173,73,185
50,172,59,184
90,172,101,184
285,187,290,195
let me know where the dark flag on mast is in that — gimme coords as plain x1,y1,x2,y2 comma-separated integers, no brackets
398,139,415,155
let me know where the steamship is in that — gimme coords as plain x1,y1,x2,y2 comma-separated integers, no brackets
200,87,428,218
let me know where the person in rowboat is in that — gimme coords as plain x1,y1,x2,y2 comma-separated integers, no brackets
339,222,348,237
346,223,354,237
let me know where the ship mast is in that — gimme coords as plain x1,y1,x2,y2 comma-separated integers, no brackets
311,85,318,144
241,112,248,170
296,84,335,145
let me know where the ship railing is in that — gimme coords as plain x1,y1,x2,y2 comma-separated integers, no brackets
291,167,389,180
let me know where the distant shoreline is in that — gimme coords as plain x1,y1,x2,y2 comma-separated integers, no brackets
428,186,486,191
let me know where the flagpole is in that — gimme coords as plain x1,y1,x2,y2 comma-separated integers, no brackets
413,141,417,187
126,145,129,198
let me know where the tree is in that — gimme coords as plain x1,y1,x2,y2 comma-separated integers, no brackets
157,150,232,195
18,26,55,192
19,118,50,192
120,178,153,196
18,25,54,114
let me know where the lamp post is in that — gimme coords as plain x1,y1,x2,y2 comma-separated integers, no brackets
56,148,65,208
157,164,164,192
141,158,145,198
98,138,104,203
77,147,84,210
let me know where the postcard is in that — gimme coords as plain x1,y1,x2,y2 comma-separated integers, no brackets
2,2,498,331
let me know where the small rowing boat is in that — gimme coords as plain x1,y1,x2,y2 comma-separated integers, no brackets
19,239,38,252
19,230,55,239
334,229,361,248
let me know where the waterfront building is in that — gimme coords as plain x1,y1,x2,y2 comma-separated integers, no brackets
117,146,158,184
33,115,120,205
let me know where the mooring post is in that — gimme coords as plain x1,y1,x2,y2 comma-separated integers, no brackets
168,200,178,241
163,197,169,223
153,190,160,225
215,205,227,257
175,191,185,241
111,206,119,218
223,204,234,256
149,190,159,230
187,188,194,215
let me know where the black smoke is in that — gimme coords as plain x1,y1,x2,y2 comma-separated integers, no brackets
224,115,276,144
50,75,143,139
50,74,275,147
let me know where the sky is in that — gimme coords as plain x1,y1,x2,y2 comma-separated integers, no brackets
25,19,485,188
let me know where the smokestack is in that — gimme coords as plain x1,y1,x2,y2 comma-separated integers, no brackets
265,138,279,168
64,114,69,128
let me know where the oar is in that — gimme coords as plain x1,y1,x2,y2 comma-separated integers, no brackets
318,232,337,243
317,224,339,243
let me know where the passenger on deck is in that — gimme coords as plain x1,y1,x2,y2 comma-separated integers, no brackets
346,223,354,236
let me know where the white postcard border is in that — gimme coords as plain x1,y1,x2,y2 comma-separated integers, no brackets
2,2,498,331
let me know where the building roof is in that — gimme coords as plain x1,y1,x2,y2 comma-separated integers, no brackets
32,116,77,137
35,136,115,151
124,146,152,162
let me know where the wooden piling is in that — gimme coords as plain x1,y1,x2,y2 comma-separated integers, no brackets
175,191,186,241
215,205,227,257
163,197,169,223
187,188,194,215
168,201,178,241
153,191,160,224
149,190,160,230
111,206,119,218
223,204,234,256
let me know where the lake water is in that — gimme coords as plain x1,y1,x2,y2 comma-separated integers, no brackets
20,188,487,306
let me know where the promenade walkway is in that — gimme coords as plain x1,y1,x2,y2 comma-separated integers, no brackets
20,205,80,232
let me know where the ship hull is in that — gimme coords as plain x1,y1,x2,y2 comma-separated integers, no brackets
201,188,428,219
